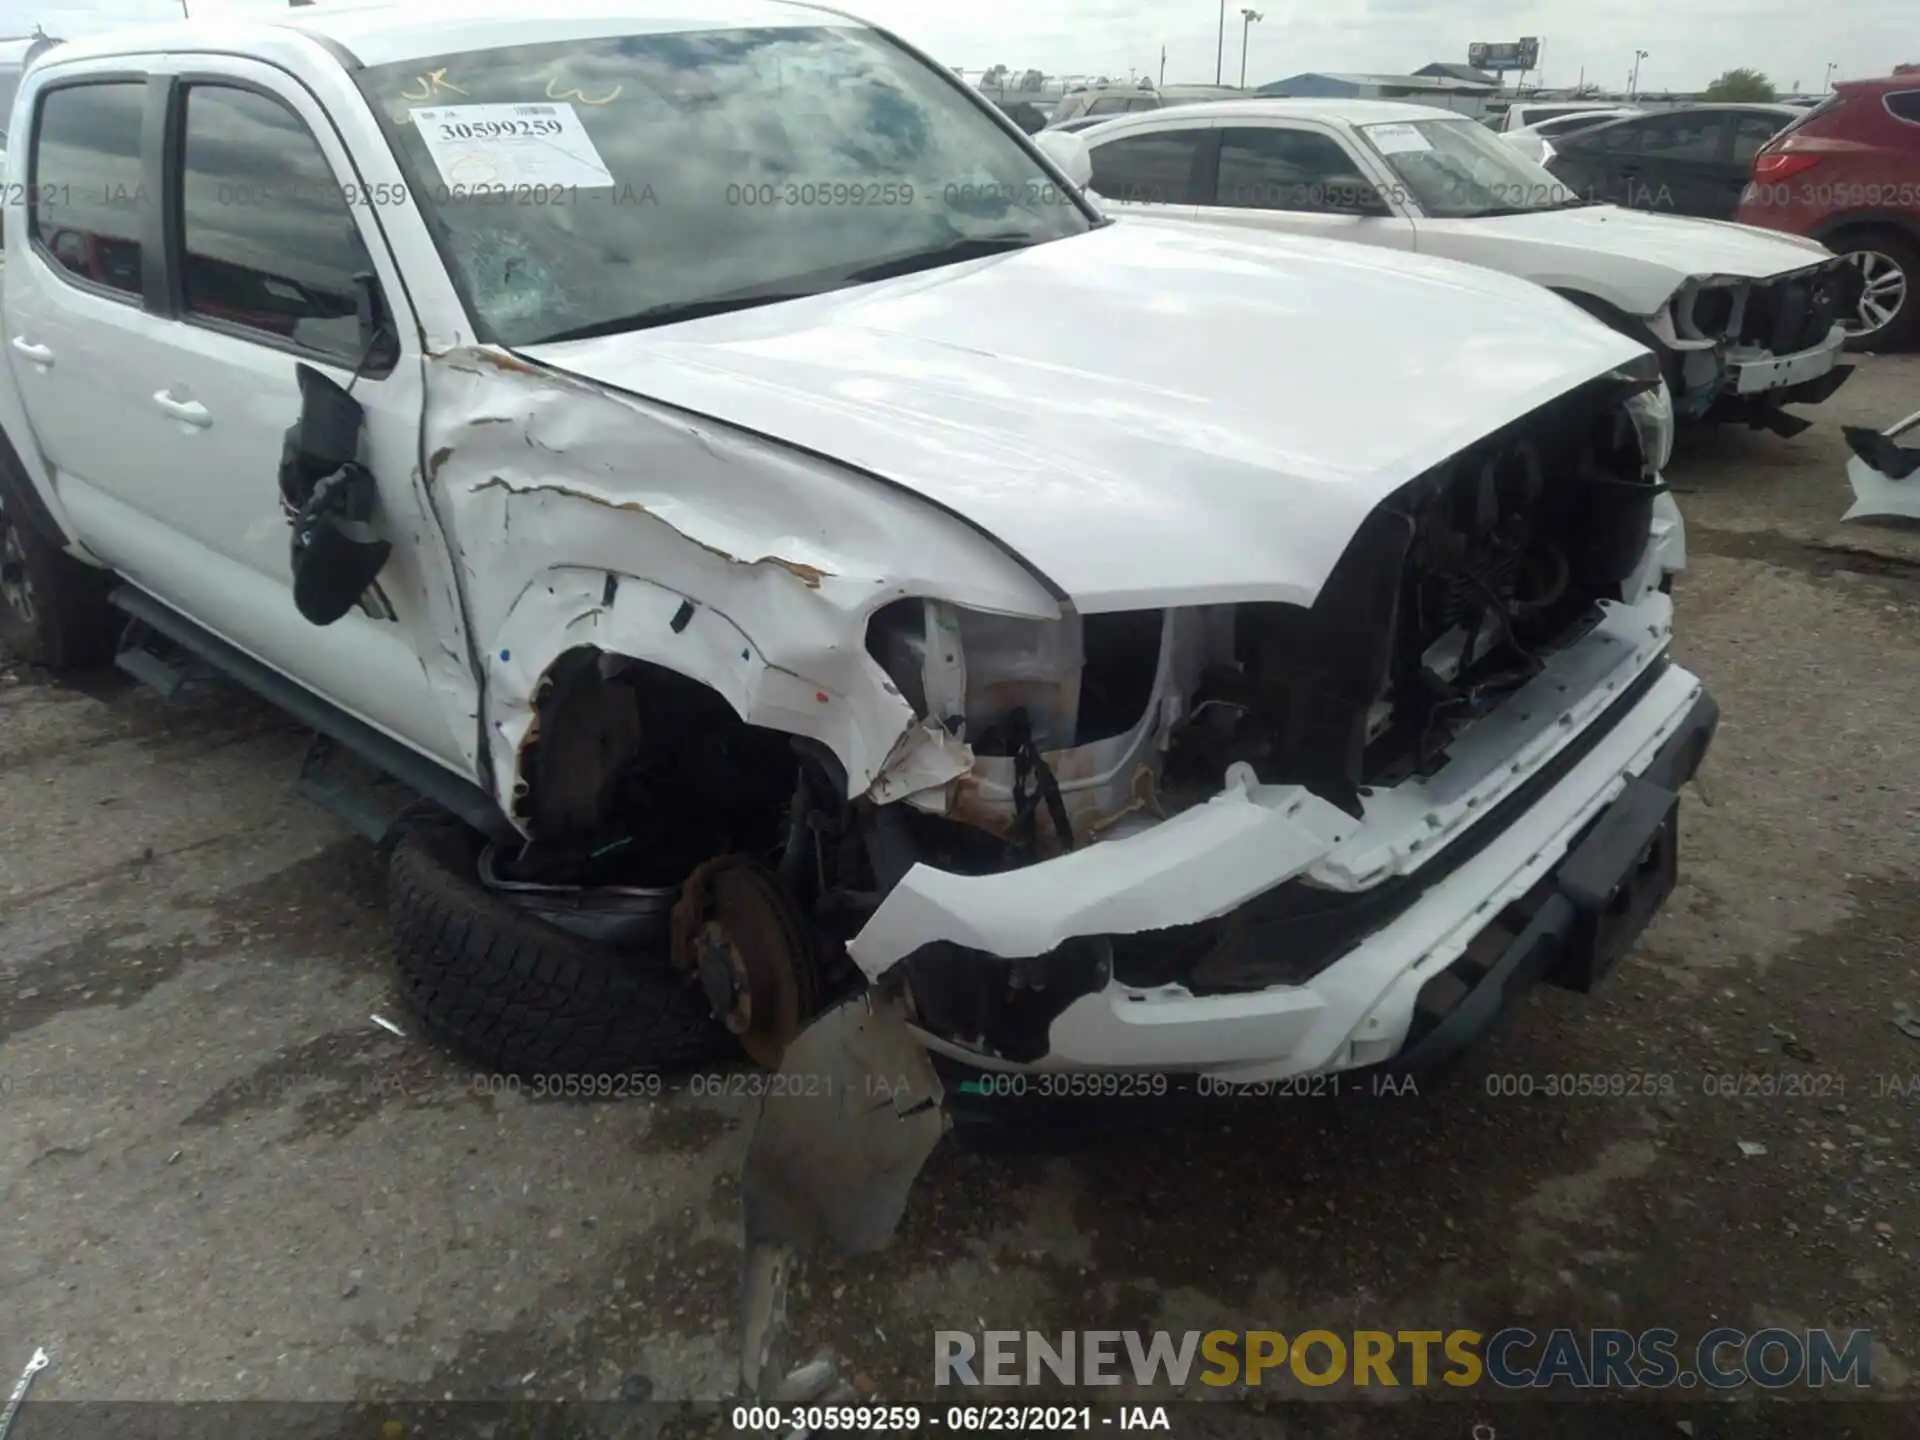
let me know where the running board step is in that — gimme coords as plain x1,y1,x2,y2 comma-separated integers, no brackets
113,619,217,700
106,585,518,845
299,733,405,844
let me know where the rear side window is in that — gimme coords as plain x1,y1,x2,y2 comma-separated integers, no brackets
30,81,148,299
1730,112,1789,164
177,84,369,362
1888,91,1920,124
1088,129,1206,204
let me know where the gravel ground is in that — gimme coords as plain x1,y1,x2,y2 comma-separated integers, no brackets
2,355,1917,1437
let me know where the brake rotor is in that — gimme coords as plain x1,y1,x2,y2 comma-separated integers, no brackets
670,855,820,1067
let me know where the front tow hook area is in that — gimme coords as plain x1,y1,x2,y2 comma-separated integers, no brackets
737,991,947,1395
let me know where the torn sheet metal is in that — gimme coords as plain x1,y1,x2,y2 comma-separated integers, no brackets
738,992,946,1390
848,769,1358,978
879,607,1213,842
846,585,1680,979
1842,411,1920,524
418,346,1061,826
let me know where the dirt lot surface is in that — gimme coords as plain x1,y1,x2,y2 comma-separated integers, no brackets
3,356,1919,1439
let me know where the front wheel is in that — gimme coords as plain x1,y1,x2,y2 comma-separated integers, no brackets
1833,229,1917,353
0,475,118,669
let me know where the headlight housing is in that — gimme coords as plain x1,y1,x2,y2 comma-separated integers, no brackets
1670,276,1747,343
1625,377,1675,474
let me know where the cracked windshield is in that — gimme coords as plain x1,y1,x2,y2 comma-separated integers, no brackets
361,27,1092,344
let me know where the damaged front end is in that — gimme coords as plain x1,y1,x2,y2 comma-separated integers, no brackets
1658,260,1860,429
733,358,1709,1311
838,358,1680,1050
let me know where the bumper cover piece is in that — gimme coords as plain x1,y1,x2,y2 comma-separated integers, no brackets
1842,410,1920,523
1390,686,1716,1074
1728,325,1849,397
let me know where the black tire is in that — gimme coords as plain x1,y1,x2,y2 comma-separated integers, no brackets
1830,226,1919,353
0,469,118,669
387,810,733,1077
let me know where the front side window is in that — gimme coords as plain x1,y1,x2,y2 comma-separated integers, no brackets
1358,117,1581,217
1611,111,1722,160
360,27,1091,347
1215,128,1375,212
179,85,370,361
30,80,147,298
1887,91,1920,124
1087,130,1205,204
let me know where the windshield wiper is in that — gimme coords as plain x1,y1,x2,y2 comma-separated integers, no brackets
1451,196,1596,219
840,233,1041,284
529,289,818,345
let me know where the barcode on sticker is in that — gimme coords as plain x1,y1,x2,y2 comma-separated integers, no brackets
513,105,557,115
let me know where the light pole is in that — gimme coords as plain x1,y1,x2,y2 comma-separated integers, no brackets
1824,61,1838,91
1630,49,1648,98
1238,9,1262,90
1216,0,1225,85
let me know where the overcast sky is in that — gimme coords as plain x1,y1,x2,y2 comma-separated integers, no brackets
6,0,1911,93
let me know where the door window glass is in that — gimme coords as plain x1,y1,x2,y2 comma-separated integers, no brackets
178,84,369,361
30,81,148,298
1215,127,1374,212
1608,111,1723,159
1087,129,1206,204
1730,112,1789,163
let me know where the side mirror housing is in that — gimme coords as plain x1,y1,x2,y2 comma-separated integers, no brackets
352,271,399,371
1034,128,1093,190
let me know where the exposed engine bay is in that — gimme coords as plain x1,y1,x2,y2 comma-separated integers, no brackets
1662,257,1861,424
864,367,1666,844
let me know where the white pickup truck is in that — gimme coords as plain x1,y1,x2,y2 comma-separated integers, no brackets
1,0,1717,1251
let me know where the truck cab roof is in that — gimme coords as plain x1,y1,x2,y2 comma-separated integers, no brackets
35,0,850,72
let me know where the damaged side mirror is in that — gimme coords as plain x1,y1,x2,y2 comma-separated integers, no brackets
277,362,391,625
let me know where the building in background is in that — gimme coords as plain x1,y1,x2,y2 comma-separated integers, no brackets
1253,71,1498,114
1415,62,1499,86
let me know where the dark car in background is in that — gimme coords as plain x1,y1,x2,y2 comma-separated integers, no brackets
1736,75,1920,350
1546,104,1802,220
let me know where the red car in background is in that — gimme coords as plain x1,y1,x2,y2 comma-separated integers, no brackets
1736,70,1920,351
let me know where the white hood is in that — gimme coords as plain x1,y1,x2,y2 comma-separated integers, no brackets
1419,205,1835,317
522,219,1645,612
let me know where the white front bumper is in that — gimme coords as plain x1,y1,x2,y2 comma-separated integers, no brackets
851,571,1700,1081
1727,324,1846,395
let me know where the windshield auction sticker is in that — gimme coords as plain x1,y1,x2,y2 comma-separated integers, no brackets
410,103,615,190
1366,122,1433,154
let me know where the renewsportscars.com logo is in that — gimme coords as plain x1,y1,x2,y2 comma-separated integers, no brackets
934,1328,1875,1391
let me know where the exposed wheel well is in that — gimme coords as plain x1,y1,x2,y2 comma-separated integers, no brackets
511,647,801,877
1814,213,1920,250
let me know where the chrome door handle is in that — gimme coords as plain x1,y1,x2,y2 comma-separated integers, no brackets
10,338,54,367
152,391,211,428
